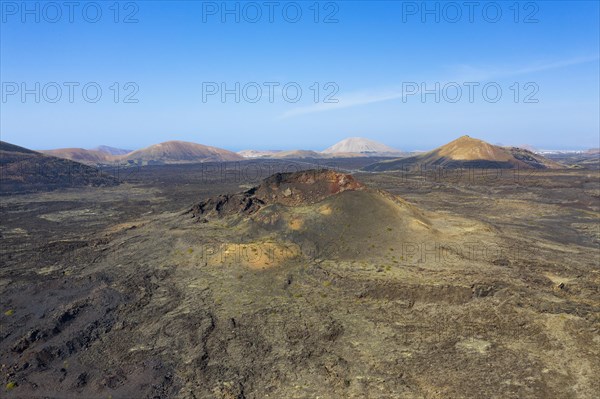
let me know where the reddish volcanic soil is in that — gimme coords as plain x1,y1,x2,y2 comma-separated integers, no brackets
189,170,365,218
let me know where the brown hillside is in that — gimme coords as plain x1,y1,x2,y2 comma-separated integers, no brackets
39,148,114,165
123,140,243,164
1,141,118,193
185,169,491,263
364,135,563,171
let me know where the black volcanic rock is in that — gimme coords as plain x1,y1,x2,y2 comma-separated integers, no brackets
188,169,364,219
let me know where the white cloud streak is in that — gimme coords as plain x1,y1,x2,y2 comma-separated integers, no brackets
279,55,599,119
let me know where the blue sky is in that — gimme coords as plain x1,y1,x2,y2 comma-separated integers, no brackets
1,1,599,151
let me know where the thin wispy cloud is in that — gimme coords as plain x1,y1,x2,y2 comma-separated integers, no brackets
452,55,600,81
279,89,409,119
279,55,600,119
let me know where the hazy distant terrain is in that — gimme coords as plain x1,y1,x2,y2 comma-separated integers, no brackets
93,146,132,156
322,137,404,156
37,141,244,165
237,149,283,158
42,136,574,171
237,137,405,159
39,148,115,165
545,150,600,170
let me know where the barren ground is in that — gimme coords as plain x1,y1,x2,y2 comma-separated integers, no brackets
1,159,599,398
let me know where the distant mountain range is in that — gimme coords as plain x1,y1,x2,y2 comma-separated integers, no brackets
38,137,403,165
364,135,562,171
38,141,242,165
32,136,575,167
237,137,402,159
237,149,358,159
0,141,118,193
